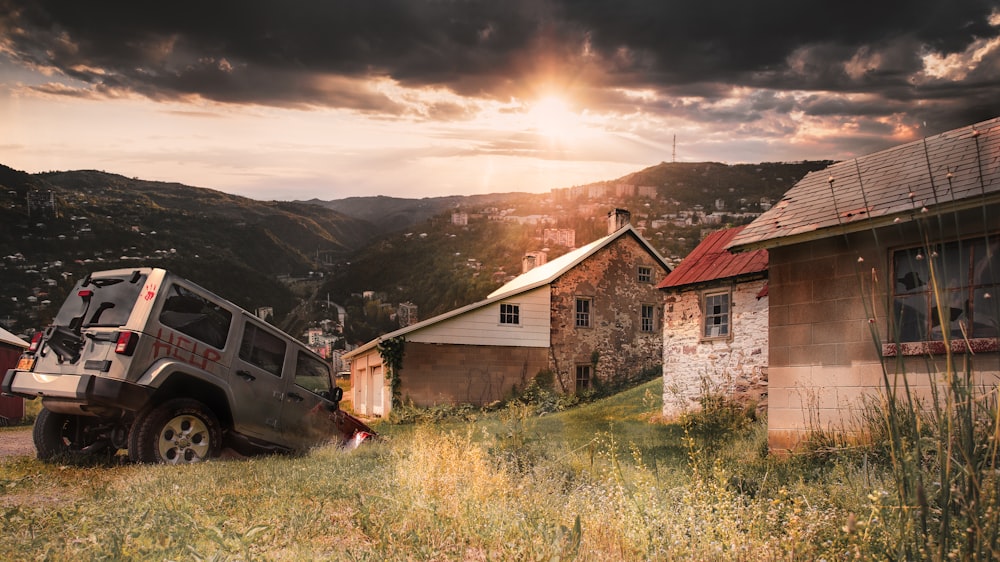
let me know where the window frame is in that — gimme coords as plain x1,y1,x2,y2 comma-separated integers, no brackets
575,364,592,391
637,265,654,283
641,303,656,333
885,234,999,355
499,302,520,326
702,289,731,340
575,297,592,328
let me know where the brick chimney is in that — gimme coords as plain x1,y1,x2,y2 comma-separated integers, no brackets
608,208,630,234
522,250,548,273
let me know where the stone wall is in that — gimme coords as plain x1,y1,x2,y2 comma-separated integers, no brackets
661,278,769,419
548,233,668,392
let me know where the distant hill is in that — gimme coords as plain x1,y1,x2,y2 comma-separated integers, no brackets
307,192,532,236
0,159,834,341
309,161,834,231
0,165,381,335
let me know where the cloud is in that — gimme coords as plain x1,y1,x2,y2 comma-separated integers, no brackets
1,0,998,162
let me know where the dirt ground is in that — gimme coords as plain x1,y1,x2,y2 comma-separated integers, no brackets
0,427,35,458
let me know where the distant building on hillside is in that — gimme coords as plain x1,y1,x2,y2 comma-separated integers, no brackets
543,228,576,248
27,190,57,218
397,302,418,327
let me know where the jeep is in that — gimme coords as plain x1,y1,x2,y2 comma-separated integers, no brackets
2,267,374,464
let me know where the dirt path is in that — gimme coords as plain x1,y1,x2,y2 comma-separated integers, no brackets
0,427,35,458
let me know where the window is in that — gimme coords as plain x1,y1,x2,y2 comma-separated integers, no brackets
239,323,286,377
641,304,655,332
575,298,591,328
499,303,520,325
159,285,232,349
892,237,999,342
576,365,592,391
294,351,332,395
637,266,653,283
703,291,730,338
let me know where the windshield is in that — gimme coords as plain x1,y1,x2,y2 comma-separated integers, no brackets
53,271,148,328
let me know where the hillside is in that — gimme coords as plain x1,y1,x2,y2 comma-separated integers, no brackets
0,165,380,336
0,159,832,343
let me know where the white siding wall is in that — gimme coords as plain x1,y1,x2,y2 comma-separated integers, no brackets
407,286,551,347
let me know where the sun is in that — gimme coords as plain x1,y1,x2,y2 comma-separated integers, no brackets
526,95,582,140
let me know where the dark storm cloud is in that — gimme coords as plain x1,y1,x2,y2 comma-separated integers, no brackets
1,0,997,127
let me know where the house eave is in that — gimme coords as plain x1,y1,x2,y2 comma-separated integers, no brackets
728,192,1000,253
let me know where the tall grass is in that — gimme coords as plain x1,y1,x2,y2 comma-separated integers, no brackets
854,222,1000,560
1,379,909,560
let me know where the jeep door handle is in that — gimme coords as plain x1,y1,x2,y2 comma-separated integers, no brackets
236,370,256,382
286,392,304,402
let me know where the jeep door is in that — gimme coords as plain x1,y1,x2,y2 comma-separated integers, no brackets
229,316,288,441
278,349,343,450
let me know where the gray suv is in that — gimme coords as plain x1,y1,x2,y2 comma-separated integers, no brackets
3,267,373,464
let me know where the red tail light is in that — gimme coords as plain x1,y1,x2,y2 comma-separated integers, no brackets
78,289,94,298
115,331,139,355
27,332,43,353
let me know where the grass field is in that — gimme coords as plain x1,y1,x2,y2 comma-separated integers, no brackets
0,380,962,560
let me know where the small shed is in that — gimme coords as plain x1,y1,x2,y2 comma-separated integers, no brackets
0,327,29,423
657,225,769,418
728,116,1000,451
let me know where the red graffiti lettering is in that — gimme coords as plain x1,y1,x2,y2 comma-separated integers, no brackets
151,328,221,373
152,328,174,358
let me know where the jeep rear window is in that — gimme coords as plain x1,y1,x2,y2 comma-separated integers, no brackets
54,272,148,328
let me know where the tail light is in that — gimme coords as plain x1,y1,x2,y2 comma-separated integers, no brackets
27,332,43,353
115,331,139,355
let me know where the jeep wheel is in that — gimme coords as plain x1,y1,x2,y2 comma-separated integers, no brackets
34,408,115,462
129,399,222,464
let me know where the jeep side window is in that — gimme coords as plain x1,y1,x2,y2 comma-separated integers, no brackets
239,323,286,377
159,286,232,349
294,351,332,395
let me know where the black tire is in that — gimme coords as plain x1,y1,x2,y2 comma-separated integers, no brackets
128,398,222,464
33,408,115,462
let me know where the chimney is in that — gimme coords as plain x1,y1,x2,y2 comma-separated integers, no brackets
608,208,630,234
522,250,548,273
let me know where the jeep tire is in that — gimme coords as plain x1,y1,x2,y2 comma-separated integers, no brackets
129,398,222,464
34,407,115,462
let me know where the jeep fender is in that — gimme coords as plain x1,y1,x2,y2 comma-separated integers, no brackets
133,357,236,430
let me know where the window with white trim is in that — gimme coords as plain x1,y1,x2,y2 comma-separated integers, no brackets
499,303,520,325
892,237,999,342
703,291,730,338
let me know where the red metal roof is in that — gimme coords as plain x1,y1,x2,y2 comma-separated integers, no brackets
657,225,768,289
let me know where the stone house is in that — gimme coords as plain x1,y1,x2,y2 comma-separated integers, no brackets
728,116,1000,452
343,210,671,417
657,225,769,419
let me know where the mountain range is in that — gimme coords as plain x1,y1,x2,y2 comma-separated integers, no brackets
0,159,831,340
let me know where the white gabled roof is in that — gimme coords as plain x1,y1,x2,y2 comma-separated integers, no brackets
343,223,669,360
0,326,29,349
489,223,667,299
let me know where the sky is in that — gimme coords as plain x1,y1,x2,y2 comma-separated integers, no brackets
1,1,999,201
